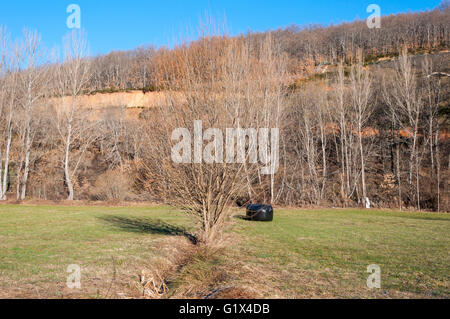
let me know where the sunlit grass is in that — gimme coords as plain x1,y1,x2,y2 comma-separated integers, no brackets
230,208,449,298
0,205,448,298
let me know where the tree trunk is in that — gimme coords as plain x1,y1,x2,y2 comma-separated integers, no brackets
358,118,367,204
0,128,12,200
20,124,32,201
65,122,74,201
397,140,402,210
435,126,440,212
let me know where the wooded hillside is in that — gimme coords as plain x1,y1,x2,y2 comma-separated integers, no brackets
0,7,448,212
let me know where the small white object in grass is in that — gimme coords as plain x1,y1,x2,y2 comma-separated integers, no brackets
365,197,371,209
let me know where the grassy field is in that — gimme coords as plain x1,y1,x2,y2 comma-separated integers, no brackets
0,204,448,298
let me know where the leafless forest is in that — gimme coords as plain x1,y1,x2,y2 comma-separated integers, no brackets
0,6,449,219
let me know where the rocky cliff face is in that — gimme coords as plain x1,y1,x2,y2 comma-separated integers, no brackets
50,90,184,120
57,90,170,109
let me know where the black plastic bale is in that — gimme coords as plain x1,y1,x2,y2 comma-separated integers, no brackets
246,204,274,222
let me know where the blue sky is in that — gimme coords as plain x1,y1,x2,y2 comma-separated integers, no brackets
0,0,442,55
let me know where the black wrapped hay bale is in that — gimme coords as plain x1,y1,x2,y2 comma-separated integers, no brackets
246,204,273,222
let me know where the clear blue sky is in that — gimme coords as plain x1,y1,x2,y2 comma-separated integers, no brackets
0,0,442,55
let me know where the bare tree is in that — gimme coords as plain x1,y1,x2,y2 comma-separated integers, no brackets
331,62,352,205
0,28,19,200
288,86,329,205
349,50,372,205
394,48,424,209
422,55,442,211
53,30,95,200
140,34,287,244
16,29,49,200
383,48,426,209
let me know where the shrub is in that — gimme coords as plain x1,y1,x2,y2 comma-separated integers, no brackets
91,169,131,202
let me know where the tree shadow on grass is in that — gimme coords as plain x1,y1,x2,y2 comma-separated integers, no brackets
98,215,198,244
399,216,450,222
234,215,251,221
